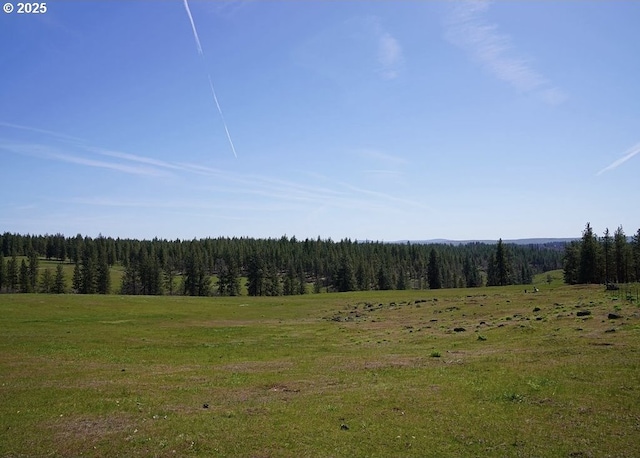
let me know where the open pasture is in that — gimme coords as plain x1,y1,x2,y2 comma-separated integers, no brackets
1,284,639,457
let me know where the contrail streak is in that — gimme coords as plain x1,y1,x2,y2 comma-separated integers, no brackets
208,75,238,158
183,0,202,55
597,142,640,175
183,0,237,158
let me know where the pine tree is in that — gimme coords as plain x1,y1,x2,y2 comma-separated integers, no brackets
297,266,307,295
72,262,82,293
633,229,640,282
613,226,628,283
377,265,392,290
246,254,265,296
80,244,97,294
334,256,356,292
164,256,177,295
396,266,408,290
96,249,111,294
0,253,5,292
183,248,210,296
265,265,282,296
563,241,580,284
463,255,481,287
40,268,53,293
7,255,18,292
217,259,240,296
427,248,442,289
578,223,600,284
494,239,512,286
53,263,66,294
19,260,29,293
602,228,613,284
355,262,368,291
283,263,296,296
28,251,39,293
121,263,140,295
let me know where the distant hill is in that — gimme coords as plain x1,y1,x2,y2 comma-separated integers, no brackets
393,238,577,247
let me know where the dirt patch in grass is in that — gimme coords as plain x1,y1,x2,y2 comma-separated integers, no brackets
218,360,295,373
47,413,136,449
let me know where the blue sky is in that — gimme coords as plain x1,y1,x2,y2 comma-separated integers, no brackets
1,1,639,241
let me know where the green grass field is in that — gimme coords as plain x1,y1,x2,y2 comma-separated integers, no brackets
1,280,639,457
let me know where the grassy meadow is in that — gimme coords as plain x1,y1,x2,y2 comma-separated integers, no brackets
1,277,639,457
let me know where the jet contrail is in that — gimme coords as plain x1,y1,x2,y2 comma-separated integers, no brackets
183,0,237,158
208,75,238,158
597,142,640,176
183,0,202,55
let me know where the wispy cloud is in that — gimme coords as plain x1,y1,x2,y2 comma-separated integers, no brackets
377,31,404,80
445,0,566,104
0,142,171,177
293,16,404,84
355,148,408,165
0,121,84,143
1,122,427,221
597,142,640,175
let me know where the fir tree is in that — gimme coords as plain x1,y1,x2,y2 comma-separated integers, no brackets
602,228,612,284
578,223,600,284
427,248,442,289
633,229,640,282
613,226,628,283
72,262,82,293
53,263,66,294
334,256,356,292
28,251,39,292
494,239,512,286
0,253,5,292
7,255,18,292
19,260,29,293
246,254,265,296
563,241,580,285
40,268,53,293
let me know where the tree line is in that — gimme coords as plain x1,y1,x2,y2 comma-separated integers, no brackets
563,223,640,285
0,232,565,295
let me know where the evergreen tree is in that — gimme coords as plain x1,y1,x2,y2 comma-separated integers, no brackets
563,241,580,285
164,256,178,295
613,226,628,283
96,249,111,294
377,265,393,290
121,263,140,295
72,262,82,293
40,268,53,293
355,262,369,291
80,244,97,294
463,255,481,287
297,266,307,295
265,265,282,296
334,256,356,292
246,254,265,296
427,248,442,289
602,228,613,284
28,251,39,292
183,248,210,296
283,263,296,295
313,275,322,294
217,259,240,296
53,264,66,294
633,228,640,282
578,223,600,284
0,253,5,292
7,255,18,292
19,260,29,293
494,239,512,286
396,266,408,290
